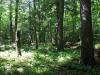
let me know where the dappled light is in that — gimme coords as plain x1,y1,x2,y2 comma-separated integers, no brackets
0,0,100,75
0,44,82,75
0,43,100,75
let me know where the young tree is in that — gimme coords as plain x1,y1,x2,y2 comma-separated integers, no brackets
33,0,38,49
15,0,19,32
80,0,95,65
16,30,21,56
56,0,64,50
28,0,33,45
15,0,22,56
0,0,2,45
9,0,14,43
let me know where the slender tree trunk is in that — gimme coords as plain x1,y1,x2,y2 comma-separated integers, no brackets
9,0,14,43
34,23,38,49
0,0,2,45
33,0,38,49
55,25,58,47
49,23,52,42
16,30,21,56
37,0,41,43
15,0,19,32
56,0,64,50
80,0,95,65
15,0,21,56
28,1,33,45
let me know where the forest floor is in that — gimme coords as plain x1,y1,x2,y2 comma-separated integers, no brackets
0,44,100,75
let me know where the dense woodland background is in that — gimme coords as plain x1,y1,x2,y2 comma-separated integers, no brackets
0,0,100,75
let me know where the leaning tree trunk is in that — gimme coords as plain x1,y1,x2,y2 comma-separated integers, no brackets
80,0,95,65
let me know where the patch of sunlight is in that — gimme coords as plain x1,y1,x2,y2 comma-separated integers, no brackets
0,44,15,49
0,45,5,48
4,64,24,74
95,44,100,49
42,54,54,62
16,67,24,73
0,50,35,63
4,64,12,73
58,57,65,62
66,55,72,59
35,67,49,74
39,54,46,58
58,55,72,63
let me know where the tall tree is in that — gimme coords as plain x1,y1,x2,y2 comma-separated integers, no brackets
33,0,38,49
9,0,14,43
56,0,64,50
0,0,2,45
15,0,21,56
37,0,41,43
28,0,33,45
15,0,19,32
80,0,95,65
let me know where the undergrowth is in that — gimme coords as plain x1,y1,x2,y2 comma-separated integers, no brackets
0,44,100,75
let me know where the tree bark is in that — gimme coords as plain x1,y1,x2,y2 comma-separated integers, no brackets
28,1,33,45
15,0,21,56
80,0,95,65
15,0,19,32
16,30,21,56
56,0,64,50
0,0,2,45
9,0,14,43
33,0,38,49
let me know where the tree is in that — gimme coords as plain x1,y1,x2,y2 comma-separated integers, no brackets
56,0,64,50
28,0,33,45
0,0,2,45
9,0,14,43
80,0,95,65
15,0,22,56
33,0,38,49
15,0,19,32
15,30,21,56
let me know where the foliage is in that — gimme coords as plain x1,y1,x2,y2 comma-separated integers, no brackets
0,0,100,75
0,45,100,75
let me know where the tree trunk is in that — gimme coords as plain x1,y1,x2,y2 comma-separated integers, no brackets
28,1,33,45
15,0,21,56
80,0,95,65
15,0,19,32
16,30,21,56
9,0,14,43
37,0,41,43
56,0,64,50
33,0,38,49
0,0,2,45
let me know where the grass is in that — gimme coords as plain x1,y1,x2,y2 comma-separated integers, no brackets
0,44,100,75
